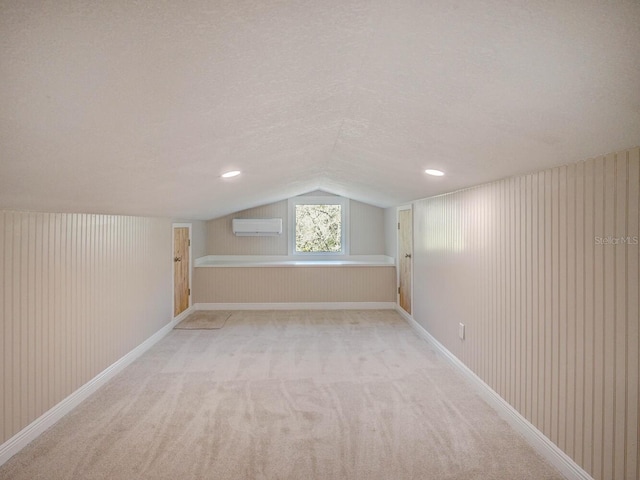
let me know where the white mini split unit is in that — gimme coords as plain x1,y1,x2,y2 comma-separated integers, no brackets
232,218,283,236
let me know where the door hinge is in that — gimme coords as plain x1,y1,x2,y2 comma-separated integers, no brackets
398,222,400,230
398,286,401,294
188,288,191,296
188,239,191,246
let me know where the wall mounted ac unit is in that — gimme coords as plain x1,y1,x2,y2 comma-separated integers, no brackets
232,218,282,236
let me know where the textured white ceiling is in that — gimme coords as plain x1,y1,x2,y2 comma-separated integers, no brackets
1,0,639,220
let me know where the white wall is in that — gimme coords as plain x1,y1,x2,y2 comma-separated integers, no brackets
0,212,173,445
410,147,639,480
383,207,398,259
350,200,385,255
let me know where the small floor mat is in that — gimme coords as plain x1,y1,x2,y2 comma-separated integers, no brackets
174,311,232,330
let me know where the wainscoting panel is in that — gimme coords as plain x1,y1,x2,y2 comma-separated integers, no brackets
193,266,396,304
412,147,639,480
0,212,172,446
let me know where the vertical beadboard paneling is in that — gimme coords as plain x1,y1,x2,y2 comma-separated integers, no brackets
193,266,396,303
613,152,628,480
566,163,577,459
626,148,639,480
574,159,585,463
0,212,172,446
583,157,595,473
412,147,640,480
557,165,567,451
525,173,534,422
592,156,605,478
602,154,616,478
0,214,5,442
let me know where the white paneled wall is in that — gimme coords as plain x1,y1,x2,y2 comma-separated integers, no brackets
194,266,396,304
0,212,172,445
412,147,639,480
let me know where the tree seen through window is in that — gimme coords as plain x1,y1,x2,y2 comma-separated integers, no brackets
295,204,341,253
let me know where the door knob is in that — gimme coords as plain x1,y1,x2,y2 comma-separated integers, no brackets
174,256,182,262
404,253,412,258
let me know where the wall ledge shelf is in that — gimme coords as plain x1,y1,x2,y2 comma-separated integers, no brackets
195,254,395,268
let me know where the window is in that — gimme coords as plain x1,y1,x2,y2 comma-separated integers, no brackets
288,196,349,255
296,204,342,252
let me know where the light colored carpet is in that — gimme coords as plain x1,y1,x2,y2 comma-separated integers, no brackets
0,310,563,480
174,311,232,330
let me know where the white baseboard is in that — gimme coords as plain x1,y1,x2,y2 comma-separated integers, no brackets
0,306,194,468
395,306,592,480
195,302,396,310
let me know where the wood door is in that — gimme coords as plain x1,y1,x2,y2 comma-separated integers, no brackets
398,209,412,314
173,227,190,316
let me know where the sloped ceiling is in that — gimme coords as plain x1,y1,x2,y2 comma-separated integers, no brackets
1,1,639,220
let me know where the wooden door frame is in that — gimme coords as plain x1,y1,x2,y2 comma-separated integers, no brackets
172,223,192,318
396,205,413,315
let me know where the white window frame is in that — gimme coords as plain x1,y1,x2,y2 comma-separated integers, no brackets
288,196,350,256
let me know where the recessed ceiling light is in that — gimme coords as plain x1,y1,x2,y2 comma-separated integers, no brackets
221,170,241,178
424,169,445,176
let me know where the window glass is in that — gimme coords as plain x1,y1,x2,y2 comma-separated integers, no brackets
295,204,342,253
288,195,349,255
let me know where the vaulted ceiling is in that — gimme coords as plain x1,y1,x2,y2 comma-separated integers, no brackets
1,1,639,220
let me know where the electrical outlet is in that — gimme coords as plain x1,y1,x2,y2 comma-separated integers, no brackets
458,323,465,340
